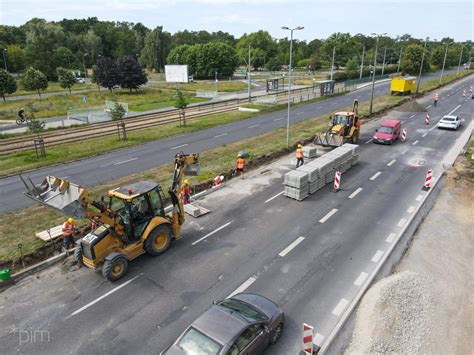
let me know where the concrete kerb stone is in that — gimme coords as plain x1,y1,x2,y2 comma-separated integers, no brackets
442,120,473,168
320,173,445,354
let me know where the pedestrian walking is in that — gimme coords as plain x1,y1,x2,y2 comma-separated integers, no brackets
433,93,439,106
296,144,304,168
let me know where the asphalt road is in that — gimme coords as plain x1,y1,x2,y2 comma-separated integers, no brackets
0,75,472,355
0,69,460,214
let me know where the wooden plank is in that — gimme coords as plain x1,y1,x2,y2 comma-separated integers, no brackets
35,225,63,241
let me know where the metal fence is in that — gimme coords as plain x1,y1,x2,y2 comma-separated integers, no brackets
344,74,390,91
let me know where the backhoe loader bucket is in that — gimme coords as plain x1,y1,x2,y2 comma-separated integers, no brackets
184,163,200,176
20,175,89,219
314,132,344,147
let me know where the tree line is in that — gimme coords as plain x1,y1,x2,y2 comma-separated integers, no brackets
0,17,472,99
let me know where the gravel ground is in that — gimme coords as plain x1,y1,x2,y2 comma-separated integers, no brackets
346,156,473,354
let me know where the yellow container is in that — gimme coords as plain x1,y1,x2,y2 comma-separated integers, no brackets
390,76,416,95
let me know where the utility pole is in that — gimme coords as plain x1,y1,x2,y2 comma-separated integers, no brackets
330,46,336,81
215,71,218,93
415,38,428,95
456,44,464,77
83,53,88,78
281,25,304,149
381,47,387,75
397,47,403,73
439,42,449,84
359,46,365,79
369,32,386,115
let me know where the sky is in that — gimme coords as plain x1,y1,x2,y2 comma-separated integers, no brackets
0,0,473,42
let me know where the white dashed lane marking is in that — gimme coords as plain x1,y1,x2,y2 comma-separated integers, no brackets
278,237,305,257
348,187,363,199
371,250,384,263
354,272,369,286
332,298,349,316
370,172,382,181
386,233,397,243
319,209,338,223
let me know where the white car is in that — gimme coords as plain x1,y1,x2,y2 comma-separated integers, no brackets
76,78,86,84
437,115,461,130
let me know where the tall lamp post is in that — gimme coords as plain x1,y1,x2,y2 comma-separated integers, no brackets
359,46,365,79
369,32,386,115
83,53,88,78
415,37,429,94
281,25,304,148
456,44,464,76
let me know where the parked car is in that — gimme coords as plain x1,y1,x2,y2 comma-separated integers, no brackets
373,119,401,145
162,293,284,355
76,77,86,84
437,115,462,130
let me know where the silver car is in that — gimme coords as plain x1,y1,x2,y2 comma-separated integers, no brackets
437,115,461,130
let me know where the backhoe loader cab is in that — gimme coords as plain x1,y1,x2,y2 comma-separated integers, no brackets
21,152,200,282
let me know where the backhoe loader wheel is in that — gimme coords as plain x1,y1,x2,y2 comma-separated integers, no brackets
144,225,172,256
102,255,128,282
74,246,83,267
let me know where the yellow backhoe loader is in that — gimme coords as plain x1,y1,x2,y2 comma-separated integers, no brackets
21,152,200,281
314,99,360,147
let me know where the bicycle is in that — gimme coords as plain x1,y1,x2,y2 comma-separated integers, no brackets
16,111,31,125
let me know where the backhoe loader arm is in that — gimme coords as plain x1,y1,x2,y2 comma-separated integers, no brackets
168,152,200,236
352,99,359,116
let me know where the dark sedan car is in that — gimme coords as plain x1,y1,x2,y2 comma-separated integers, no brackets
163,293,284,355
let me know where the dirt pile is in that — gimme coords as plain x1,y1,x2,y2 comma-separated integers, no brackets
396,100,427,112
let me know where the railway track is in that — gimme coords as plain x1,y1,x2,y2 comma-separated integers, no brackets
0,86,327,155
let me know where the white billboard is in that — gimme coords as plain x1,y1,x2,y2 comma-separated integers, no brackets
165,65,189,83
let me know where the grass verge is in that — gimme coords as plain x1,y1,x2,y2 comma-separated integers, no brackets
0,94,342,176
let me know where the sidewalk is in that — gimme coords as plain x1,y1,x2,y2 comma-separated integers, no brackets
346,155,473,354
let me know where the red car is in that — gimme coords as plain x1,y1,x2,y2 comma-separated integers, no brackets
373,120,401,145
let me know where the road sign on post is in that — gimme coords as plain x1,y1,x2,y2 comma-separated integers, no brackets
165,65,189,83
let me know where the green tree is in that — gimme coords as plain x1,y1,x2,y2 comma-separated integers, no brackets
174,88,188,126
430,46,445,68
236,31,276,68
266,57,282,72
401,44,430,75
307,55,322,71
0,69,17,101
345,58,358,72
140,26,171,72
110,102,126,121
56,67,77,93
52,46,75,69
22,67,48,97
320,33,362,68
6,44,26,72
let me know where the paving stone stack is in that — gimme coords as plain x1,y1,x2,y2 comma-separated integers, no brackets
284,143,359,201
302,146,318,158
283,170,309,201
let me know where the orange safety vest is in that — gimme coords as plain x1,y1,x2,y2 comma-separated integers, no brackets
296,148,304,158
181,185,191,195
62,222,75,237
236,158,245,169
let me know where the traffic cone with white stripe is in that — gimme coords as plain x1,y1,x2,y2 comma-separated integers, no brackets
422,169,433,191
333,171,341,192
401,128,407,142
302,323,314,354
425,113,430,125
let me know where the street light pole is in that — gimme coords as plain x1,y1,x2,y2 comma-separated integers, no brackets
439,42,449,84
415,38,428,95
215,71,218,93
2,49,7,72
397,47,403,73
359,46,365,79
330,46,336,81
83,53,88,78
281,25,304,149
456,44,464,77
247,45,251,102
369,33,386,115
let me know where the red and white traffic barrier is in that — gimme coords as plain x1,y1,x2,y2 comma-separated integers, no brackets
470,86,472,93
462,90,466,97
213,175,224,187
422,169,433,191
401,128,407,142
425,113,430,125
302,323,314,354
333,171,341,192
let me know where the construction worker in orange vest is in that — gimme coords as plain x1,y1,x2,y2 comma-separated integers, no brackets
181,179,191,205
236,154,246,177
296,144,304,168
62,217,76,253
434,93,439,106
